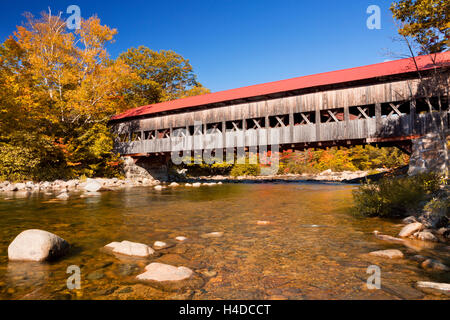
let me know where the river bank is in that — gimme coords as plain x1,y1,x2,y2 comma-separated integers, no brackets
0,168,384,195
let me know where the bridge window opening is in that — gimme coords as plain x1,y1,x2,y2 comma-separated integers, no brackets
172,127,188,137
349,105,374,120
189,125,203,135
246,118,265,129
294,112,315,125
157,129,170,139
381,102,407,118
131,132,142,141
226,120,243,131
206,122,222,134
321,108,344,123
269,115,288,128
143,130,154,140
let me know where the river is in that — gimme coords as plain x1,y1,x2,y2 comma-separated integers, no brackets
0,182,449,299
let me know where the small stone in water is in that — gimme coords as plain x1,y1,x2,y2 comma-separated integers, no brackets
136,263,193,282
56,192,69,200
175,236,187,242
257,221,271,225
369,249,404,259
416,281,450,293
201,232,224,238
154,241,167,249
87,271,104,280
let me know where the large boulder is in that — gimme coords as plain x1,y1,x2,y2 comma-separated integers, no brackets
8,229,70,262
84,179,102,192
136,263,193,282
105,241,154,257
398,222,423,238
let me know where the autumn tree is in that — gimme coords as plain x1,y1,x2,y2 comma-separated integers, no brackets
119,46,209,107
0,10,137,180
390,0,449,54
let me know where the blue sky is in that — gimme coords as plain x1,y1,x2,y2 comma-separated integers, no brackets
0,0,407,92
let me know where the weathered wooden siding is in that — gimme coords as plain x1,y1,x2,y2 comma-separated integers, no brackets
114,79,427,134
113,76,449,155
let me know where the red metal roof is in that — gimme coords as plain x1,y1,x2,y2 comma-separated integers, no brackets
112,52,450,121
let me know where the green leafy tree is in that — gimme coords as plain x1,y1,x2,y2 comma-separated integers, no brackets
119,46,209,107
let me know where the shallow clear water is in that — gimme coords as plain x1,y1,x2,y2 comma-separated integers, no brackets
0,183,449,300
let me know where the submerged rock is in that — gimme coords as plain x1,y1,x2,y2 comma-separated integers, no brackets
175,236,187,242
257,221,271,225
398,222,423,238
421,259,449,272
369,249,404,259
105,241,154,257
169,182,179,187
8,229,70,262
373,231,405,243
56,192,69,200
201,232,224,238
136,263,193,282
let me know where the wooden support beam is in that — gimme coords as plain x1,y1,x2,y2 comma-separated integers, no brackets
389,103,403,116
300,113,311,124
327,110,339,122
276,116,286,127
375,103,381,133
357,107,370,119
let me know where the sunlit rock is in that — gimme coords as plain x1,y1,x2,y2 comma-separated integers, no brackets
192,183,201,187
201,232,224,238
169,182,179,187
373,231,405,243
84,179,102,192
416,281,450,294
105,240,154,257
175,236,187,242
369,249,404,259
154,241,168,249
8,229,69,262
136,263,193,282
399,222,423,238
